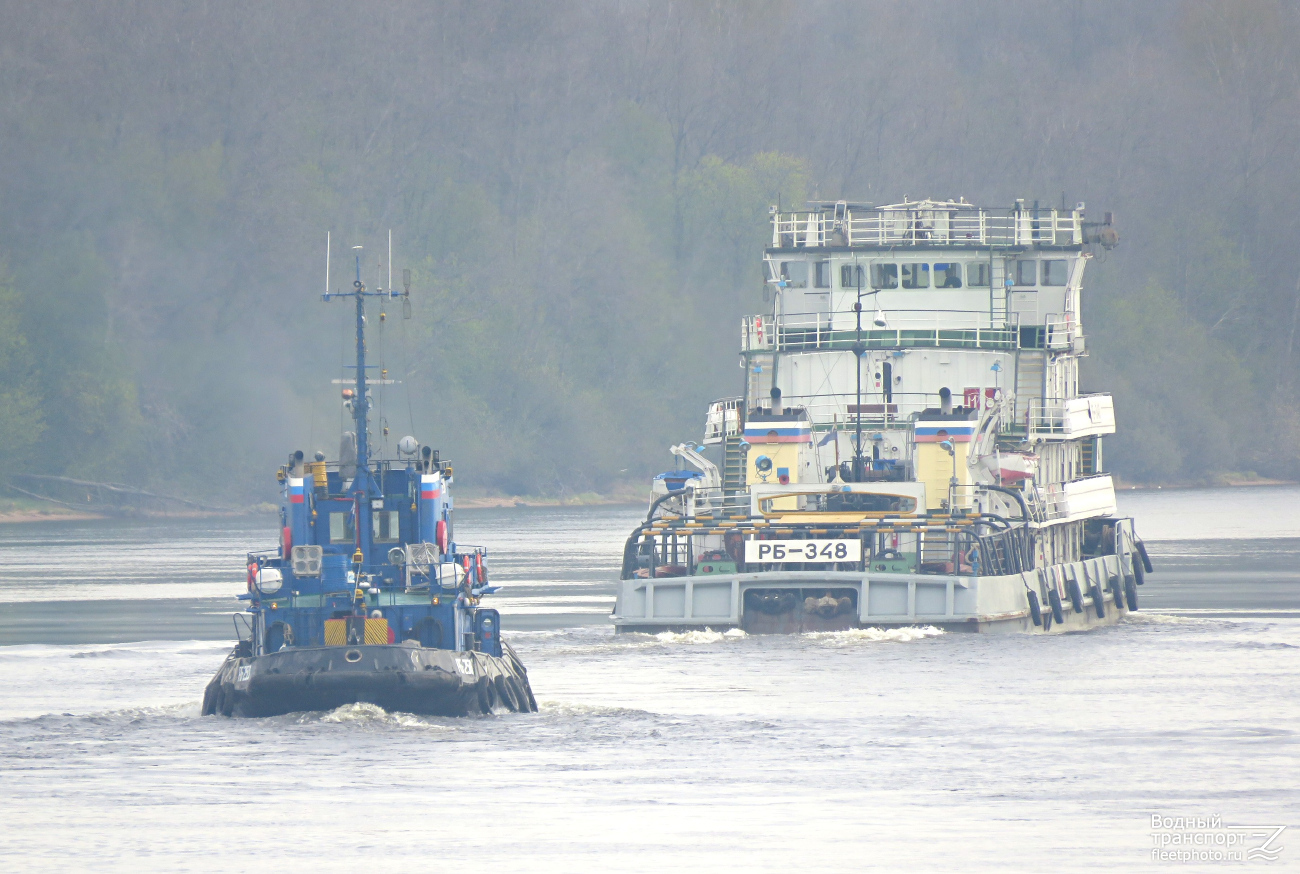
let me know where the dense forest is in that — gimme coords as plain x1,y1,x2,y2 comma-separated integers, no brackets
0,1,1296,502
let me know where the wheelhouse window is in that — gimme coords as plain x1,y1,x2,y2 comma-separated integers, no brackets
1041,259,1068,286
372,510,401,543
933,263,962,288
780,261,808,288
841,264,866,289
901,263,930,289
1014,260,1037,286
870,263,897,289
967,262,991,287
328,511,356,544
814,261,831,289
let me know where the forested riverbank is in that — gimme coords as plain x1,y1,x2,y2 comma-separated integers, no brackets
0,1,1296,503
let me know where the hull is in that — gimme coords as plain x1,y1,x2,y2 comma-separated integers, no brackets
202,641,537,718
613,553,1133,634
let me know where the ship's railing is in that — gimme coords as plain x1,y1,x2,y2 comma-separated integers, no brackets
1028,484,1068,522
686,489,753,517
763,390,943,426
780,308,994,331
1043,312,1082,351
771,202,1084,249
1027,399,1068,439
742,311,1019,352
1027,393,1115,440
703,398,743,444
623,514,988,580
741,314,776,350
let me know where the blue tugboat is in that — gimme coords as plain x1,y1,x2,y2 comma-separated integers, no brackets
203,245,536,717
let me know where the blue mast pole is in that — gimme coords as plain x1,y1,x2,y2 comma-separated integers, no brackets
353,251,372,568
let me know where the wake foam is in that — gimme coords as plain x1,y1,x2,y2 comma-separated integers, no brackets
535,701,658,719
651,628,747,645
305,702,451,730
1123,612,1213,626
803,626,945,644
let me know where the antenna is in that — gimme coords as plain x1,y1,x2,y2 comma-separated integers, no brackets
388,229,392,294
852,261,865,482
325,232,330,297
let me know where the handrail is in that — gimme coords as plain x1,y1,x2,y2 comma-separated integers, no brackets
621,514,1003,580
741,310,1035,353
771,202,1085,250
1026,393,1112,438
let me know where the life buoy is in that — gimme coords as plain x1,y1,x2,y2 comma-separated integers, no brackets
436,519,448,552
1027,590,1043,627
281,526,292,557
475,552,486,585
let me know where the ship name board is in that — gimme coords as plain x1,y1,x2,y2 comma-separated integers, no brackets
744,540,862,563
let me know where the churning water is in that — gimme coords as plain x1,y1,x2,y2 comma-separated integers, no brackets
0,488,1297,871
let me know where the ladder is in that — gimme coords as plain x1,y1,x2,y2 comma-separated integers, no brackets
722,434,747,495
989,258,1009,326
1080,436,1098,475
1013,351,1045,427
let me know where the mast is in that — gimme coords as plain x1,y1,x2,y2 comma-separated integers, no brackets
353,249,372,564
852,266,866,481
323,243,403,567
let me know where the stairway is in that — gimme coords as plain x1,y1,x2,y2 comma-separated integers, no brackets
722,434,748,495
1013,351,1045,429
1080,436,1098,475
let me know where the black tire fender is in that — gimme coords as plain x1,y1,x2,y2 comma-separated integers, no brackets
1067,578,1084,614
1136,540,1153,574
1027,590,1043,627
1048,587,1065,625
1132,552,1146,587
1090,582,1106,619
1125,576,1139,611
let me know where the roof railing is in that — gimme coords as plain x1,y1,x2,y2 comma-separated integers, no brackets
771,200,1087,249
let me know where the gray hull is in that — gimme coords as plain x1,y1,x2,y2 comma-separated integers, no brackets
202,641,537,717
613,554,1133,634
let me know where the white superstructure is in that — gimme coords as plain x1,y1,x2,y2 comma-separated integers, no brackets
614,198,1148,634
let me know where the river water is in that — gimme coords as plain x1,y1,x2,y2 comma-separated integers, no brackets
0,487,1296,871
